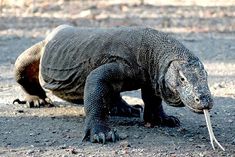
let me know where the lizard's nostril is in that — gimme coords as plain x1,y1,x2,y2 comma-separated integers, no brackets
195,97,200,103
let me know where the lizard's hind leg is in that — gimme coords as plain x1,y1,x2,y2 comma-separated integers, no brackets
110,93,143,117
13,41,52,108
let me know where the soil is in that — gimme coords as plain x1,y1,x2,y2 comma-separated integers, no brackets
0,1,234,156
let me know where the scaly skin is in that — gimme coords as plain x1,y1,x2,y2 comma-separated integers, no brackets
14,25,213,144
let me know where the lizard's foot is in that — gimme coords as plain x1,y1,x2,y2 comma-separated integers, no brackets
13,95,53,108
110,102,143,117
145,114,180,128
155,115,180,127
83,123,119,144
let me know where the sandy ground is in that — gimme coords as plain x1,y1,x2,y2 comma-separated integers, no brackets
0,1,234,156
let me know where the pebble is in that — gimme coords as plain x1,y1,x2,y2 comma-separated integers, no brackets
26,150,34,155
119,141,131,148
177,127,187,132
43,139,50,142
144,122,152,128
34,140,40,143
199,135,206,140
119,133,128,140
133,134,140,138
196,144,206,149
29,133,35,136
59,145,68,149
228,119,233,123
71,148,78,154
218,84,225,88
188,138,194,142
16,109,24,113
65,147,78,154
231,138,235,145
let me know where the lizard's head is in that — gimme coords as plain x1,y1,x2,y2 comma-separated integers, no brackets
164,60,213,113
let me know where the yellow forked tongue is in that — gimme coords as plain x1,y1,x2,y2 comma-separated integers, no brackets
203,109,225,151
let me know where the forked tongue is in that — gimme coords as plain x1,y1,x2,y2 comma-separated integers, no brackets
203,109,225,151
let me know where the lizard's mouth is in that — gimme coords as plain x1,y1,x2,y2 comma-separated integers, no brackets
184,104,204,114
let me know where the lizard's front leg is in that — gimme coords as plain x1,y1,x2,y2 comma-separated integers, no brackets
83,63,136,143
141,87,180,127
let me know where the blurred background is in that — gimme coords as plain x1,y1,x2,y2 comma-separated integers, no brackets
1,0,235,36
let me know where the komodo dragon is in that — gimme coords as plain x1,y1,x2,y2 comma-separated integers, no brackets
14,25,213,143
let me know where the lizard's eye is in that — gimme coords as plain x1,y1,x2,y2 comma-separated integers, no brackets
180,77,185,82
179,71,187,83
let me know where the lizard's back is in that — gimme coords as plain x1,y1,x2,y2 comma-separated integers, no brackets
40,25,144,98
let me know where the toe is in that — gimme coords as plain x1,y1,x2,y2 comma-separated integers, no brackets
45,98,54,107
107,130,119,142
33,100,40,107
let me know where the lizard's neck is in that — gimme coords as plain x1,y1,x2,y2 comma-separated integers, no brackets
138,28,197,99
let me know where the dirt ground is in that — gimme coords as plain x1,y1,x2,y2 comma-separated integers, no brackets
0,0,234,156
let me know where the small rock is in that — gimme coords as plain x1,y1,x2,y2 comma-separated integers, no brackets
16,109,24,113
188,138,194,142
228,119,233,123
6,143,11,146
119,133,128,140
170,153,176,157
29,133,35,136
199,135,206,140
133,134,140,138
177,127,187,132
26,150,34,155
218,84,225,88
65,147,78,154
43,139,50,142
59,145,67,149
34,140,40,143
199,152,206,157
119,141,131,148
71,148,78,154
144,122,152,128
35,149,44,153
196,144,206,149
231,138,235,145
9,149,16,152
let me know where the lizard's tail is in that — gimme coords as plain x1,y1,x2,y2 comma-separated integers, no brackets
14,41,47,105
14,40,45,83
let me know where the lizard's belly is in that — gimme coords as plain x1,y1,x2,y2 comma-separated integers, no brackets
39,65,86,103
51,90,84,103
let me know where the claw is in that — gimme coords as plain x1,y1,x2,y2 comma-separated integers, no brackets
13,99,26,104
92,134,100,143
26,101,33,108
98,133,106,144
39,99,45,106
111,132,116,142
45,98,53,104
107,131,115,142
34,100,40,107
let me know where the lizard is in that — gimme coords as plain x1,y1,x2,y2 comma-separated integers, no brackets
13,25,213,143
